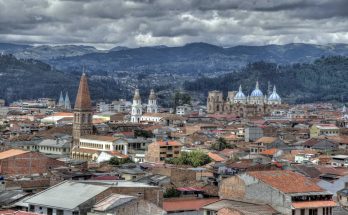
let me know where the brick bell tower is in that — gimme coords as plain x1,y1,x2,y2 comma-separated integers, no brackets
72,72,93,147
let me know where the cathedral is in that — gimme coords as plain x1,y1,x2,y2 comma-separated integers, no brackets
131,88,158,123
207,81,284,118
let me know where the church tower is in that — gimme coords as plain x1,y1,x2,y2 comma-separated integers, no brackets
73,73,93,146
64,92,71,110
147,89,158,113
131,89,142,123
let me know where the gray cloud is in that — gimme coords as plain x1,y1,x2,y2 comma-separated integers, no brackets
0,0,347,49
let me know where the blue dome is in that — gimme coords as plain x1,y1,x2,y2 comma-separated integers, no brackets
235,85,246,100
268,86,281,101
251,81,263,97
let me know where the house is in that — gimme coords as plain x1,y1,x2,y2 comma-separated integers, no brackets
310,124,339,138
201,199,279,215
337,183,348,209
331,155,348,167
25,181,111,215
249,137,285,155
219,170,335,215
163,198,218,214
145,140,182,163
87,194,165,215
0,149,64,176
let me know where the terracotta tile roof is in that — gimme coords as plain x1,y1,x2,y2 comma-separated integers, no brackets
105,151,128,158
74,73,92,111
255,137,277,144
81,135,118,142
248,170,324,193
0,149,29,160
292,200,336,209
163,198,219,212
208,152,226,162
217,208,237,215
260,148,278,156
157,141,182,147
0,210,41,215
52,112,73,117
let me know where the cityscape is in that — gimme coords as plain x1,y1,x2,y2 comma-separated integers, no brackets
1,0,348,215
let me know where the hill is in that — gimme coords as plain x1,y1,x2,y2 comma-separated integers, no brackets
184,56,348,103
0,55,125,103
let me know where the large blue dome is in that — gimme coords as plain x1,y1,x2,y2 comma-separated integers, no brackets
251,81,263,97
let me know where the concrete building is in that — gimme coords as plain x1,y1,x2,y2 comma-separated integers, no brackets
145,140,182,163
219,170,335,215
310,124,339,138
244,126,263,142
26,181,110,215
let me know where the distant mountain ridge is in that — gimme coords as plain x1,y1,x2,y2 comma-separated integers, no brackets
2,42,348,76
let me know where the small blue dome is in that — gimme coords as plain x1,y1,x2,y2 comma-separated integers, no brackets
235,85,246,100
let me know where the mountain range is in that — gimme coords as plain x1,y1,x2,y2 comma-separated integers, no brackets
1,42,348,104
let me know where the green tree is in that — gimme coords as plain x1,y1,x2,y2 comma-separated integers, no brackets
109,157,134,165
211,137,233,151
163,187,181,198
165,150,211,167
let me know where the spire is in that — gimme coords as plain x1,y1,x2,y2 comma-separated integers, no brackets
239,85,242,92
133,89,141,100
74,73,91,110
273,85,277,93
65,92,71,110
58,91,65,106
149,89,156,100
256,81,259,89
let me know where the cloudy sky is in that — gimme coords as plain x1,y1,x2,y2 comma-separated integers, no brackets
0,0,347,49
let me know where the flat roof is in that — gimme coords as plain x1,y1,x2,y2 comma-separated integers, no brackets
25,181,109,210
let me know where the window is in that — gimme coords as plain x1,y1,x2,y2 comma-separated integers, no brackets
301,209,305,215
292,210,295,215
309,209,318,215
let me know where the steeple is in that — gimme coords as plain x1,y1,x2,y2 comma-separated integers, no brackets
131,89,142,123
72,72,93,146
147,89,158,113
74,73,91,111
256,81,260,89
64,92,71,110
239,85,242,92
58,91,65,107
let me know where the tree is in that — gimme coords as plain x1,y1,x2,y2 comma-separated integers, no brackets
163,187,181,198
165,150,211,167
109,157,133,165
211,137,234,151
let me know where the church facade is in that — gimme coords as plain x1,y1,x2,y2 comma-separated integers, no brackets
207,81,284,118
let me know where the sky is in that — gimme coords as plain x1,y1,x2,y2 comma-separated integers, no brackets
0,0,348,49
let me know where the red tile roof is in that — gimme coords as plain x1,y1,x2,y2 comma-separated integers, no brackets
208,152,226,162
157,141,182,147
0,149,29,160
248,170,324,193
163,198,219,212
260,148,278,156
292,201,336,209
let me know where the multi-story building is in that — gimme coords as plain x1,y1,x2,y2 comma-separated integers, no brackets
310,124,339,138
207,82,285,117
145,140,182,163
71,135,128,162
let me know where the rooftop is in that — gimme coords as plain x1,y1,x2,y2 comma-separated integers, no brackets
0,149,29,160
93,194,137,212
25,181,109,210
292,200,336,209
80,135,118,142
248,170,324,194
163,198,218,212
